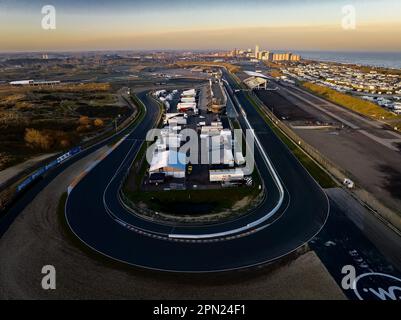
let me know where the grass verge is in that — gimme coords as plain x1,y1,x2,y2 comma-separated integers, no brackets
123,186,262,216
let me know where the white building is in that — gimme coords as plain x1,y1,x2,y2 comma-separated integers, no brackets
149,150,187,178
209,168,245,182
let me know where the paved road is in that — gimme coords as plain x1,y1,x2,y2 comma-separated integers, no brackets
64,83,329,272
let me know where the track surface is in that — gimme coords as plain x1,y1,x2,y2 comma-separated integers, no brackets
64,83,329,272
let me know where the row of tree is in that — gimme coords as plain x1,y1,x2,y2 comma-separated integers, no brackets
24,116,105,151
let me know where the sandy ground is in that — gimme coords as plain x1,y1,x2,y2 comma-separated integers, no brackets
0,139,345,300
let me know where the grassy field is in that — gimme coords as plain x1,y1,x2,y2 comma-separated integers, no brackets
124,185,262,216
123,150,263,216
245,94,336,189
0,83,128,170
301,81,401,129
174,61,241,73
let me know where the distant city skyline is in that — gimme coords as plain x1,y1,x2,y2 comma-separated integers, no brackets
1,0,401,52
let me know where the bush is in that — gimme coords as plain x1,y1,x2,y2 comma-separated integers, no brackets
24,128,54,151
78,116,91,126
76,125,92,133
24,128,74,151
93,118,104,127
59,139,71,149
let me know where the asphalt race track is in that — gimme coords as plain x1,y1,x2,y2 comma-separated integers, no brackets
64,81,330,272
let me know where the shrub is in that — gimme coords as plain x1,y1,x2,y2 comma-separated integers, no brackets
24,128,74,151
59,139,71,149
76,125,92,133
24,128,54,151
78,116,91,126
93,118,104,127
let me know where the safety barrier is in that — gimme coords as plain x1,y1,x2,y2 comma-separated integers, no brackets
16,147,82,193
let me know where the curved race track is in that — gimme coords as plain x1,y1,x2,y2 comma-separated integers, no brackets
65,85,329,272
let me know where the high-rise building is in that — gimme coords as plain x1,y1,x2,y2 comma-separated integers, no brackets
274,53,289,61
255,45,260,59
272,52,299,61
251,45,301,62
260,51,273,61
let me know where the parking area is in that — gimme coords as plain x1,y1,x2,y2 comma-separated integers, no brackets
143,87,251,191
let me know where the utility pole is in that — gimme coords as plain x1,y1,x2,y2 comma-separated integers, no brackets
115,114,121,133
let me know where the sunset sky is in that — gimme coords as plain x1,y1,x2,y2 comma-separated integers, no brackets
1,0,401,52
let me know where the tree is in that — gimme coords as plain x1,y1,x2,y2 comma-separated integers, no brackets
24,128,54,151
93,118,104,127
78,116,91,126
76,124,92,133
59,139,71,149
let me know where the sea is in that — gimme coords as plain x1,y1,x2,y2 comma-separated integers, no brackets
297,51,401,70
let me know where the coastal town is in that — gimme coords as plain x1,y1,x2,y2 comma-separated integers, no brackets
282,62,401,113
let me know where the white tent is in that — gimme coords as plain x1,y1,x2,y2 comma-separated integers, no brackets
149,150,187,178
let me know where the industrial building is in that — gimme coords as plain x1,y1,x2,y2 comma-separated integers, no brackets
182,89,196,97
243,71,269,90
177,88,198,113
155,125,185,151
164,113,187,126
177,102,197,112
149,150,187,179
203,128,235,168
9,80,61,86
209,80,227,114
209,168,245,183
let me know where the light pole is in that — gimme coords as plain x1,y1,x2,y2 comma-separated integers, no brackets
115,114,121,133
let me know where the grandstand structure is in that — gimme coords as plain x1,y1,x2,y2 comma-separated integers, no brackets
243,71,269,90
